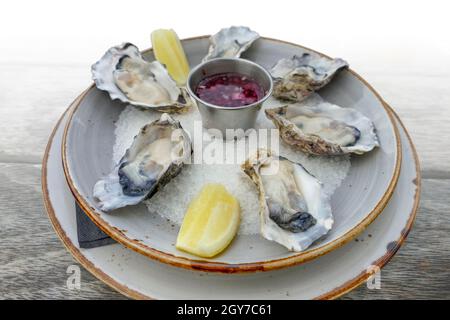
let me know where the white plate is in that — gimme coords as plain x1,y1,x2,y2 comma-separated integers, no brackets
43,98,419,299
62,37,401,272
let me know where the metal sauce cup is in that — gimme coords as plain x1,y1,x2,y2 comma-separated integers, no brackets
186,58,273,137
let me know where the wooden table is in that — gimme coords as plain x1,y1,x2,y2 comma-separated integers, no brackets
1,55,449,300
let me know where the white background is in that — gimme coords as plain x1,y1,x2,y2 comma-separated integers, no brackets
1,0,449,74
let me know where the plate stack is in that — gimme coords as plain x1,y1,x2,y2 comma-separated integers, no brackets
42,37,420,299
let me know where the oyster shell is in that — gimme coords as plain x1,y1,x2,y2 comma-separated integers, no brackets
203,26,259,61
93,113,192,212
271,53,348,102
241,149,333,251
265,95,379,155
92,43,192,112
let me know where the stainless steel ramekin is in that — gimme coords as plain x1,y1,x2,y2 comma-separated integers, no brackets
186,58,273,136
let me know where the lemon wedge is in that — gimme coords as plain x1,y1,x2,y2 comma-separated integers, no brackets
176,183,240,258
151,29,190,86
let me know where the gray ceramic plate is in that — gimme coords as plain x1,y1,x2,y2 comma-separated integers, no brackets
45,99,418,299
62,37,401,273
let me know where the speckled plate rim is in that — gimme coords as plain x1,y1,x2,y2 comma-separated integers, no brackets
42,95,419,300
61,36,402,273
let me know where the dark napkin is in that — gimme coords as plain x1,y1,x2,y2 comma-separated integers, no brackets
75,202,116,248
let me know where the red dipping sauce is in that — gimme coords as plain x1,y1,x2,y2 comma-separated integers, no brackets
195,72,265,108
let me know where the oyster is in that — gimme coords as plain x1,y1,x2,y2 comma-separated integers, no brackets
271,53,348,102
203,26,259,61
92,43,191,112
265,95,379,155
242,149,333,251
93,113,192,212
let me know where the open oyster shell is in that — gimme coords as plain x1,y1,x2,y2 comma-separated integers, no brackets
271,54,348,102
93,113,192,212
203,26,259,61
92,43,192,112
241,149,333,251
265,95,379,156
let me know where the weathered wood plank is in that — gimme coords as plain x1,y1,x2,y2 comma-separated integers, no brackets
0,163,123,299
0,163,448,299
0,65,89,164
343,178,450,299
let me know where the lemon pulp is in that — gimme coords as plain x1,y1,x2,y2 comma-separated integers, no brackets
176,183,240,258
151,29,190,86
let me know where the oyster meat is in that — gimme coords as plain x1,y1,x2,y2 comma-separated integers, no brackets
203,26,259,61
271,53,348,102
93,113,192,212
242,149,333,251
265,95,379,155
92,43,192,112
